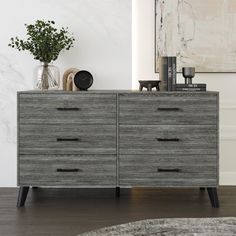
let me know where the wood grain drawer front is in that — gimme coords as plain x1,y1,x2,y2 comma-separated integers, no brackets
119,125,217,155
19,155,116,186
119,155,217,187
19,93,116,124
19,124,116,155
119,93,218,125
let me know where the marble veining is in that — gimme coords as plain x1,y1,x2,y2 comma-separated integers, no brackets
0,55,29,144
156,0,236,72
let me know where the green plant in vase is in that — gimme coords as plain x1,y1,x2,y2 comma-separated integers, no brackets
9,20,75,90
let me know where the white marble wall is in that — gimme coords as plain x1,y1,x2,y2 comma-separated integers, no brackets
0,0,132,186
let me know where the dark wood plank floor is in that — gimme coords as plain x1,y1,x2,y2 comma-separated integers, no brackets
0,187,236,236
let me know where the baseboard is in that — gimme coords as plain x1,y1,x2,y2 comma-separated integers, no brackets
220,172,236,186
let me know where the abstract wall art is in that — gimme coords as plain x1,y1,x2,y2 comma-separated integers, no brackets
155,0,236,72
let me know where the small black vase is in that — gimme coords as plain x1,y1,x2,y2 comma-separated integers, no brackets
182,67,195,84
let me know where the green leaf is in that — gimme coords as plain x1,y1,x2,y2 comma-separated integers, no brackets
8,19,75,62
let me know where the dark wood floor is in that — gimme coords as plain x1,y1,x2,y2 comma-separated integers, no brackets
0,187,236,236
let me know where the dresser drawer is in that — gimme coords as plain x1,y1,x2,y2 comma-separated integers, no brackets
19,93,116,124
119,155,217,187
119,93,218,125
19,124,116,155
119,125,217,155
19,155,116,186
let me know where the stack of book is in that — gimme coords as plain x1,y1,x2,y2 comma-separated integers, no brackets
159,58,207,92
176,83,207,91
159,57,176,91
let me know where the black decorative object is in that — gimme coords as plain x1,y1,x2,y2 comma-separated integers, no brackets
159,57,176,91
74,70,93,90
179,67,207,91
182,67,195,84
139,80,160,91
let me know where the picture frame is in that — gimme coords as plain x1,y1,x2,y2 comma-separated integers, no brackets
155,0,236,73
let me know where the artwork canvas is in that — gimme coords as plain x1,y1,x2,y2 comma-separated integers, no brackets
155,0,236,72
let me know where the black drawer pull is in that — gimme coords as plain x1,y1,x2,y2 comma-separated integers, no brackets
57,108,80,111
57,138,80,142
57,168,81,173
156,138,180,142
158,168,181,173
158,108,180,111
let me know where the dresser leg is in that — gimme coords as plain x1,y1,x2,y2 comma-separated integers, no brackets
207,188,219,208
17,187,29,207
116,187,120,197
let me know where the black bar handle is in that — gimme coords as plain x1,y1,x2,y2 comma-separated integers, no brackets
157,168,181,173
57,168,81,173
156,138,180,142
57,108,80,111
157,108,180,111
57,138,80,142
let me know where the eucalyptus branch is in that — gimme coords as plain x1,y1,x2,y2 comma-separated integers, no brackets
9,20,75,63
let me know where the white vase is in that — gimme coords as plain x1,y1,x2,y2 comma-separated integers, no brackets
34,62,60,90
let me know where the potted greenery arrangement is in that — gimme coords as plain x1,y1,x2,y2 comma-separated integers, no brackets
9,20,75,90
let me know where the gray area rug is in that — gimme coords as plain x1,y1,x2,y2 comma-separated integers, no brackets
79,218,236,236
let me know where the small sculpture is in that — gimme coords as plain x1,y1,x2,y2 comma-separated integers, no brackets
63,68,79,91
182,67,195,84
139,80,161,91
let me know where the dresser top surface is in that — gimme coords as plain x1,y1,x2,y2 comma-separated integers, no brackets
18,90,219,95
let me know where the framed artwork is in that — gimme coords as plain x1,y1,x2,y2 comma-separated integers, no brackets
155,0,236,72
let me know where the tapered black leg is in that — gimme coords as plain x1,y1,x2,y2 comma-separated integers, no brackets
200,187,205,191
17,187,29,207
207,187,219,208
116,187,120,197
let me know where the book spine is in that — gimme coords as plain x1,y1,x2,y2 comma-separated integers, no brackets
176,87,206,91
167,57,172,91
171,57,177,91
159,57,168,91
176,84,206,88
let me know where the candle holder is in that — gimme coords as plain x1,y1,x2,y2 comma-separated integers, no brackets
182,67,195,84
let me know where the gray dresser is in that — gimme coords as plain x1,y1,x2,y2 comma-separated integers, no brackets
17,91,219,207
